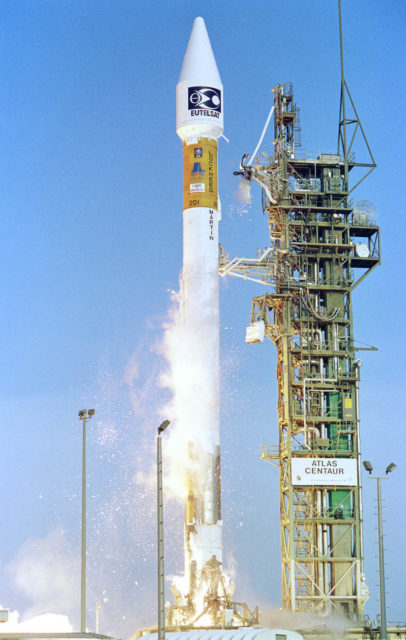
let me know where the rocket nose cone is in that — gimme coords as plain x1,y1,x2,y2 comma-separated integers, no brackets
177,16,222,86
176,16,223,139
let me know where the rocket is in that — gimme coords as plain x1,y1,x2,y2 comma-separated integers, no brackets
176,17,224,611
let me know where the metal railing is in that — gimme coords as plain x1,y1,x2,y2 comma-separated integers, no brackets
295,507,355,520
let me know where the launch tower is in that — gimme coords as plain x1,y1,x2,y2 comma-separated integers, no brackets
220,4,380,622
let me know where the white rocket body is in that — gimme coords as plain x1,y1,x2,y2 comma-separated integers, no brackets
176,17,223,598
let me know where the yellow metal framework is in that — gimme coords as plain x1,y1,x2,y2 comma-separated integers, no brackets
220,82,380,620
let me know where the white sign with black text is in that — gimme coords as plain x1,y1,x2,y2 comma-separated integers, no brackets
292,458,358,486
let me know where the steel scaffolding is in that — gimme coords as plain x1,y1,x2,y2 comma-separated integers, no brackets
221,78,380,620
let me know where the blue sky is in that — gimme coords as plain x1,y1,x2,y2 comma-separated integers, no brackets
0,0,405,637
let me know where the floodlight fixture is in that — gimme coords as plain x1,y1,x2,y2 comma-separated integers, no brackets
158,419,170,434
385,462,396,474
363,460,373,474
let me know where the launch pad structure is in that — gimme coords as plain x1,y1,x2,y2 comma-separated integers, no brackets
144,2,401,637
220,2,380,622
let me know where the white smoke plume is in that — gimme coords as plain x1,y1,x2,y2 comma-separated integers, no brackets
1,610,72,632
3,529,78,626
237,178,252,205
156,287,220,501
259,609,349,633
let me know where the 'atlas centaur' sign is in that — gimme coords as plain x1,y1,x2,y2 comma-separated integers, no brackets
292,458,358,486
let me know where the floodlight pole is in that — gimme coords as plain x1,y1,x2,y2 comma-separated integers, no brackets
78,409,95,633
376,476,387,640
363,461,396,640
157,420,170,640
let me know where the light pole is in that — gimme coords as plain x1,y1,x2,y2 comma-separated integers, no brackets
157,420,170,640
363,460,396,640
78,408,95,633
95,604,101,634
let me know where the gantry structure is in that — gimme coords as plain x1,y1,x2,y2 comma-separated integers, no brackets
220,5,380,621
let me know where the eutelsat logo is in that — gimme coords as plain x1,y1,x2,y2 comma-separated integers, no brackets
188,87,222,116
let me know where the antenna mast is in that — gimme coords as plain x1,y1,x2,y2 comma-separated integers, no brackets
337,0,376,195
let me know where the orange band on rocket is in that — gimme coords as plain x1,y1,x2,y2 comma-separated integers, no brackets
183,138,218,211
